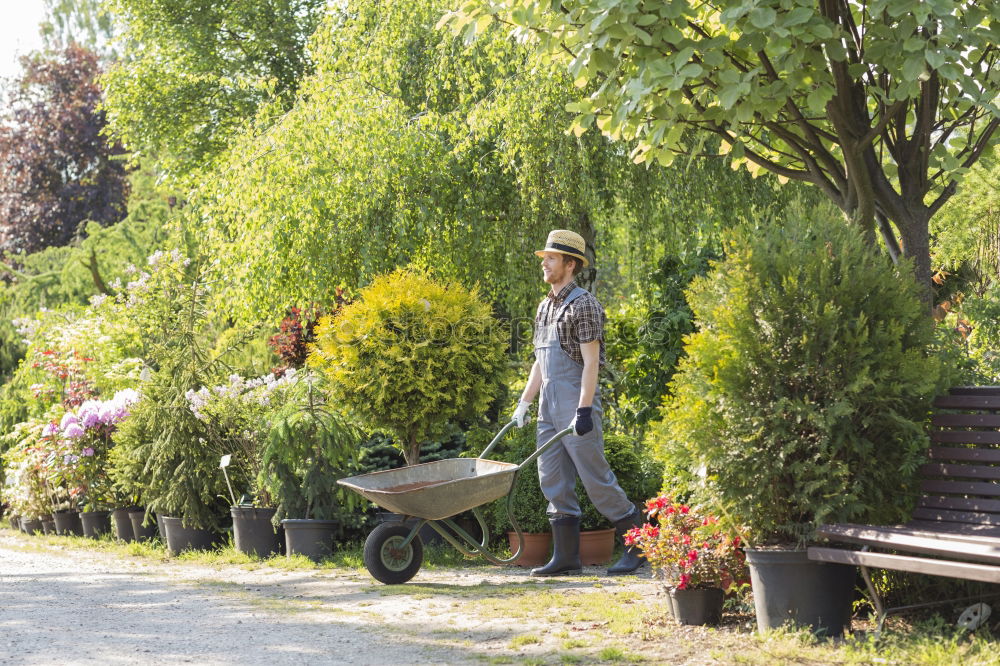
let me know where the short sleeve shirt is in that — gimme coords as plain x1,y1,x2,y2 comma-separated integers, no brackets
535,281,606,367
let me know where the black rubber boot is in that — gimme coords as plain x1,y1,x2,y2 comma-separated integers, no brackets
530,515,582,577
607,507,646,576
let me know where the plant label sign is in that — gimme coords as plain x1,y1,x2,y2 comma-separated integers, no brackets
219,454,232,469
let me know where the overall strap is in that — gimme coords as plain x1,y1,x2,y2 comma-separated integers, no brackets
555,287,589,319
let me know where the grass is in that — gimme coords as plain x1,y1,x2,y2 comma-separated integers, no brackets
508,634,541,648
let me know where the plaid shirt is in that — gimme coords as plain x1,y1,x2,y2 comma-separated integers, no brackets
535,281,606,367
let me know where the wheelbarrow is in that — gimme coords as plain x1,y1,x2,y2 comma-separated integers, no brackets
337,422,574,584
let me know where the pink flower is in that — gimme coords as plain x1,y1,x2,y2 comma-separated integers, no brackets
81,447,95,457
63,423,85,438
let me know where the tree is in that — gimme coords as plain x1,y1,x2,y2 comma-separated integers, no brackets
101,0,327,176
309,268,507,466
41,0,115,57
192,0,811,324
443,1,1000,293
0,45,129,257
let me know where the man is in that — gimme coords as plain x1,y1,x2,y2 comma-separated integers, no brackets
512,229,645,576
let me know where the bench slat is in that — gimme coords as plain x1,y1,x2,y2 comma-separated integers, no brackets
816,524,1000,563
928,447,1000,463
911,507,1000,526
930,430,1000,444
807,547,1000,584
931,413,1000,427
919,462,1000,480
822,521,1000,544
934,395,1000,410
905,520,1000,539
918,495,1000,514
921,479,1000,497
950,387,1000,396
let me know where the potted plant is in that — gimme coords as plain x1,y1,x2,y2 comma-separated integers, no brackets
57,390,139,539
186,369,305,558
259,372,363,562
627,496,746,626
652,215,953,635
1,420,55,535
105,251,233,555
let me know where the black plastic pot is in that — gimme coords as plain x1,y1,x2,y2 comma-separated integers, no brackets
746,548,855,636
41,518,56,535
53,510,84,536
231,506,282,558
161,516,223,555
19,517,42,535
7,515,19,530
80,510,111,538
128,508,158,542
282,519,339,562
111,508,136,542
668,587,725,626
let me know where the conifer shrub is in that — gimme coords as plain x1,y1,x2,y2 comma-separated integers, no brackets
309,267,506,465
650,216,953,546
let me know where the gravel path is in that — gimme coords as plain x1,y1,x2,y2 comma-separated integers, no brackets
0,533,660,665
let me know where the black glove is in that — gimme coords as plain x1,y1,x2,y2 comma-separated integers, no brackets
573,407,594,436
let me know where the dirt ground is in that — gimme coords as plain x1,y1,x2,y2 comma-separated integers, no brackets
0,531,761,665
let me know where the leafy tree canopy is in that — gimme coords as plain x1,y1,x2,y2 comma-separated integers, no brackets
443,0,1000,291
101,0,327,176
0,45,129,257
41,0,115,57
193,0,811,324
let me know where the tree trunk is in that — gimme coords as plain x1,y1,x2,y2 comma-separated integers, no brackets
896,215,933,306
576,212,598,293
404,435,420,467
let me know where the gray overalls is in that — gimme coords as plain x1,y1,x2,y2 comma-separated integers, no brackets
534,287,634,522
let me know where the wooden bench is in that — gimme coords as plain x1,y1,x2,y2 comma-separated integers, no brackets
808,387,1000,628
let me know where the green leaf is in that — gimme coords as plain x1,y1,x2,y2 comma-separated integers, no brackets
749,7,777,29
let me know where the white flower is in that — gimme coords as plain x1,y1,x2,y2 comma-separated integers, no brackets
89,293,108,307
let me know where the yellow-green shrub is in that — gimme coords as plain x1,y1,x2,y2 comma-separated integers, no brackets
309,268,506,465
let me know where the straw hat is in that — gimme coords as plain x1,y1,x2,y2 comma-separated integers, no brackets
535,230,589,268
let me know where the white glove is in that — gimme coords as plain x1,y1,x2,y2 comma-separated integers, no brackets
512,400,531,428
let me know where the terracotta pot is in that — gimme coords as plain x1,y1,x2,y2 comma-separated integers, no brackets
506,531,552,567
580,528,615,565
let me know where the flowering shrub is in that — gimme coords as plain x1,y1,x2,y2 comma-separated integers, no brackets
46,389,140,510
626,496,746,591
185,370,300,506
1,419,58,519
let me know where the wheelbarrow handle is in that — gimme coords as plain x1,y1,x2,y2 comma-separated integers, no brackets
477,421,575,466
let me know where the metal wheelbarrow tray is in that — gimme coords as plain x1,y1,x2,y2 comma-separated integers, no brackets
338,422,574,584
337,458,519,521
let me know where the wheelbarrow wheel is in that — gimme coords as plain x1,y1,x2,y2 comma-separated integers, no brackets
363,522,423,584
